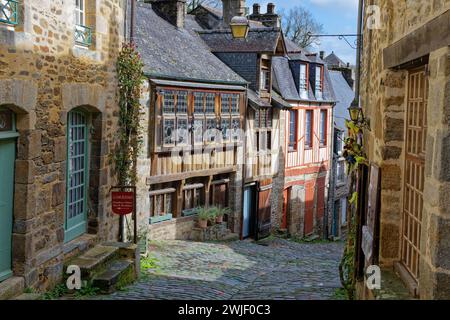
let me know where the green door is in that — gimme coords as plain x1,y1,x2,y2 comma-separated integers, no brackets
0,109,17,282
65,110,88,242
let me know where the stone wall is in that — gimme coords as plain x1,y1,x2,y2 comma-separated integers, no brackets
148,216,196,241
0,0,126,291
360,0,450,299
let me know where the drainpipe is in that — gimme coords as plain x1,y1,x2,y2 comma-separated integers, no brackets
130,0,136,43
354,0,364,105
324,102,336,240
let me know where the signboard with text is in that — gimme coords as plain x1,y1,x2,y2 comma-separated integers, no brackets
112,191,134,215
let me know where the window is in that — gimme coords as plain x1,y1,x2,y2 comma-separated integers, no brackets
194,93,204,114
320,110,327,146
305,110,313,148
206,118,217,143
315,66,323,100
193,119,204,145
205,94,215,114
163,118,175,146
176,91,188,114
0,0,19,25
0,108,14,132
299,64,308,99
288,110,297,151
75,0,85,26
74,0,92,46
337,160,346,184
231,95,239,114
254,108,272,152
260,70,271,91
162,91,175,114
255,108,272,129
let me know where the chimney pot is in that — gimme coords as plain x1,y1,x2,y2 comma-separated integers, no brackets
320,51,325,59
267,3,275,14
253,3,260,15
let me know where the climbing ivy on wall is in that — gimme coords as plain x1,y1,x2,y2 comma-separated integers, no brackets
339,114,369,299
114,42,144,186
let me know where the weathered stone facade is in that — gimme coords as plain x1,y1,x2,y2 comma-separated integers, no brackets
0,0,126,291
359,0,450,299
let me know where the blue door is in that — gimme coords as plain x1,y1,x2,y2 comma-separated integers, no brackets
65,110,89,242
0,108,17,282
243,186,255,239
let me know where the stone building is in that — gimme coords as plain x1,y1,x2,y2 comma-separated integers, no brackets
0,0,127,296
133,1,247,242
357,0,450,299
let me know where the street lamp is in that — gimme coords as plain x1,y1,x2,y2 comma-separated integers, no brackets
230,16,250,39
348,100,362,122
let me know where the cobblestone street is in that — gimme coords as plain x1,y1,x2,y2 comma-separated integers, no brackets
96,238,345,300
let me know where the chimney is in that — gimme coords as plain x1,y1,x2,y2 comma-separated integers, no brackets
249,2,280,28
253,3,260,15
152,0,186,29
222,0,246,27
320,51,325,60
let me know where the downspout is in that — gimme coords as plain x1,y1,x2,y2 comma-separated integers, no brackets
354,0,364,105
324,102,336,240
130,0,136,43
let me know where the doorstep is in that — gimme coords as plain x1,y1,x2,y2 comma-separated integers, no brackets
0,276,25,300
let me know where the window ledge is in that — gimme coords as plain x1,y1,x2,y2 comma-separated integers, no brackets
71,46,101,62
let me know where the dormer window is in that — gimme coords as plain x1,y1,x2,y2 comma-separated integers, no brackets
299,63,308,100
260,70,271,91
315,65,323,100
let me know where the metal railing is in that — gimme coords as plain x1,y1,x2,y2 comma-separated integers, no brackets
74,24,92,47
0,0,18,25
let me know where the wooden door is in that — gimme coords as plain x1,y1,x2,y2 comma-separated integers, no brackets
256,183,272,240
401,67,428,281
65,110,89,242
304,180,315,236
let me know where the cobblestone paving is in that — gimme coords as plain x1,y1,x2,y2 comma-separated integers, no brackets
97,238,345,300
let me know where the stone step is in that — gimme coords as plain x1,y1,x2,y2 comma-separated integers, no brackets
0,277,24,300
92,260,134,294
11,293,41,300
65,244,119,279
222,233,240,242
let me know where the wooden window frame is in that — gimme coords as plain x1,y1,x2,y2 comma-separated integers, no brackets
315,65,324,100
319,109,327,147
299,63,309,99
305,109,313,149
75,0,85,26
288,109,298,152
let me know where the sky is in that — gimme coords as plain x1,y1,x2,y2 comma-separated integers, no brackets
247,0,359,65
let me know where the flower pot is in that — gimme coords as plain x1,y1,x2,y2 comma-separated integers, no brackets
216,215,224,223
198,219,208,229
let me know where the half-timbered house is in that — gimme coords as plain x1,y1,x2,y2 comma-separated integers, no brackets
272,39,336,238
197,2,287,240
134,1,248,241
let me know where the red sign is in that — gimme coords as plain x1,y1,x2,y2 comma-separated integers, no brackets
112,192,134,215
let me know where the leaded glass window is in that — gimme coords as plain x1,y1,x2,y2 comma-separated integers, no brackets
163,118,175,145
205,94,215,114
194,92,204,114
163,91,175,114
177,91,188,114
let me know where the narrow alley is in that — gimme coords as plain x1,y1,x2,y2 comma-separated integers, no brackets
94,239,345,300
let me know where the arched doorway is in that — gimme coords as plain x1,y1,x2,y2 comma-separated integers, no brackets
65,109,89,242
0,107,18,282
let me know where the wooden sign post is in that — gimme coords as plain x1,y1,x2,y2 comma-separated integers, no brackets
111,186,137,244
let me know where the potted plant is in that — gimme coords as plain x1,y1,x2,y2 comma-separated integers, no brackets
216,207,231,224
197,207,210,229
207,207,218,226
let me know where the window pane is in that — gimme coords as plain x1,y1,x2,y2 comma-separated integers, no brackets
315,66,323,99
193,119,204,144
289,110,296,148
163,91,175,114
177,118,189,145
300,64,308,99
231,95,239,114
0,109,13,132
320,110,327,145
194,93,204,114
254,109,260,128
221,94,230,114
222,118,231,141
205,94,215,114
163,118,175,145
177,91,188,114
305,110,312,148
206,118,217,142
231,118,240,141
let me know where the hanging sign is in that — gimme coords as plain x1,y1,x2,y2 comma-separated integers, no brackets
112,191,134,215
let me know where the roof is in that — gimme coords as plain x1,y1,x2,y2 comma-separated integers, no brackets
197,4,223,19
328,70,355,130
247,89,272,109
272,56,335,103
324,51,347,67
135,2,246,85
198,27,283,53
305,53,325,64
272,57,300,100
